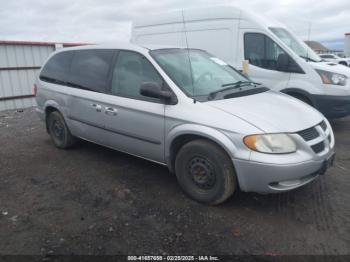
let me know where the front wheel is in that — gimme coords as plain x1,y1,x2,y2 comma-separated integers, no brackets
290,94,313,106
175,139,237,205
47,111,76,149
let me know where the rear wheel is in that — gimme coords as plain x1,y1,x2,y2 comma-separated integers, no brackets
175,139,236,205
47,111,76,149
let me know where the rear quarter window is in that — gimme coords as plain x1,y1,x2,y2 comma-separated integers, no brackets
40,51,73,84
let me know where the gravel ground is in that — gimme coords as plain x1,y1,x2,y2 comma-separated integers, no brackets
0,108,349,258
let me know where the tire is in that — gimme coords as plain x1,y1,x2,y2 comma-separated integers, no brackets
175,139,236,205
47,111,76,149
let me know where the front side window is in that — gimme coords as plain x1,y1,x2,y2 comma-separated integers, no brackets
151,49,261,100
40,51,73,84
244,33,288,70
69,49,116,93
111,51,163,100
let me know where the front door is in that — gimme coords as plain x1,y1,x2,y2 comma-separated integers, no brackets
102,50,166,163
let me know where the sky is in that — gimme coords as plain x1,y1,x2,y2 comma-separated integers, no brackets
0,0,349,50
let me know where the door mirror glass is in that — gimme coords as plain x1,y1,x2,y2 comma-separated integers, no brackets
140,82,173,100
277,53,289,71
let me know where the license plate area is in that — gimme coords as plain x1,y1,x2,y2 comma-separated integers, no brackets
320,153,335,175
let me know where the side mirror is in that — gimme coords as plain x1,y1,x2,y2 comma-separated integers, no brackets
140,82,173,101
277,53,289,71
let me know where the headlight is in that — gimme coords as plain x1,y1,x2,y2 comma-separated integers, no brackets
316,69,347,86
243,134,296,154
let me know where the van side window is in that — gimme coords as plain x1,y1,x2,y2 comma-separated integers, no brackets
111,51,163,100
40,51,73,84
69,50,115,93
244,33,287,71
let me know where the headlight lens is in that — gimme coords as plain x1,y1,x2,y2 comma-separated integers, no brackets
243,134,296,154
316,69,347,86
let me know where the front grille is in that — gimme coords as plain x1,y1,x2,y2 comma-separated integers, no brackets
297,120,331,155
311,141,325,154
320,120,327,131
297,127,319,141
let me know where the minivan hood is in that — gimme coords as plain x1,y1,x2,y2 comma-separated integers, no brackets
310,61,350,77
207,91,323,133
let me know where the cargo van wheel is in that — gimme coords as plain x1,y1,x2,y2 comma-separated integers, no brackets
175,139,236,205
290,94,313,106
47,111,76,149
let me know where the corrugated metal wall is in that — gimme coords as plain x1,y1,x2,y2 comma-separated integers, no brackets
0,41,87,112
0,44,54,111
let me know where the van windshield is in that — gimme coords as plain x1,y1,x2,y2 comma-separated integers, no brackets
150,49,265,101
270,27,322,63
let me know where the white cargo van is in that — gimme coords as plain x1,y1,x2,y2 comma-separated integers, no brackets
131,6,350,118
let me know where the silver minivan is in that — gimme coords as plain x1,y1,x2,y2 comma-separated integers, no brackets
35,43,335,205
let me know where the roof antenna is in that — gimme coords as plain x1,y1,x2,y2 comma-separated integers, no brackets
306,22,312,61
181,9,196,103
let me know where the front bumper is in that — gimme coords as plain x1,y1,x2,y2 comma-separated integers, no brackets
313,95,350,119
233,151,335,193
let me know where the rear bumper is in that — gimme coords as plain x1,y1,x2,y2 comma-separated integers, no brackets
313,95,350,119
233,154,334,193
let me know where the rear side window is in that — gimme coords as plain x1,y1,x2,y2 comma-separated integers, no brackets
69,50,116,93
244,33,287,70
40,51,73,84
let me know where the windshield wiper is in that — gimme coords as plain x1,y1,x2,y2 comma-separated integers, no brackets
208,81,258,100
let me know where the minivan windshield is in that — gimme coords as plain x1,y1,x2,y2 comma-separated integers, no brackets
270,27,322,63
150,49,265,101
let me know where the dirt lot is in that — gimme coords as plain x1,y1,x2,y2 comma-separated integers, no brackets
0,108,349,257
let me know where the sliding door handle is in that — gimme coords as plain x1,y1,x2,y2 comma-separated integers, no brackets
105,107,118,116
91,103,102,112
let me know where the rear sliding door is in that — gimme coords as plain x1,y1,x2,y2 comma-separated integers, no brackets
66,49,117,145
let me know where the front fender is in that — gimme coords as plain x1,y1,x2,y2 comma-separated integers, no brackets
280,88,316,105
165,123,238,165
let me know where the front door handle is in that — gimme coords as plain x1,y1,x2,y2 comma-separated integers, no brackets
105,107,118,116
91,103,102,112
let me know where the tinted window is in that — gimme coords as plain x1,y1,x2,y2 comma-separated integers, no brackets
69,50,115,93
244,33,288,70
111,51,163,100
40,51,73,84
